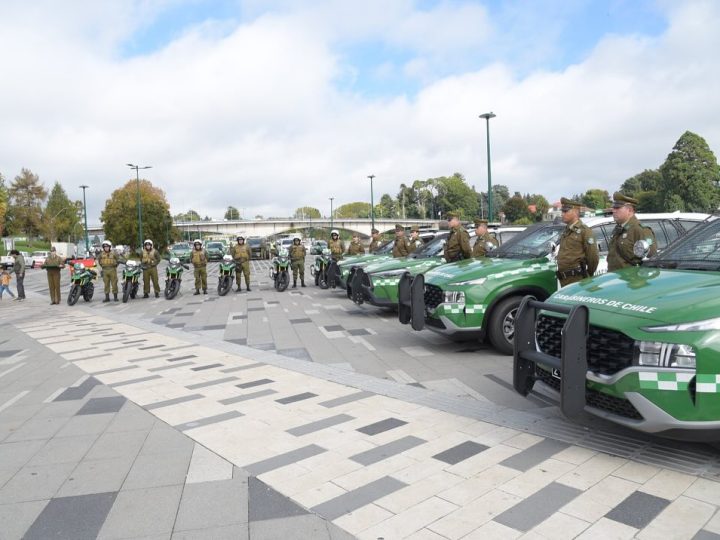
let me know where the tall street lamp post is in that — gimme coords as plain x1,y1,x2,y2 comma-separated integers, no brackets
479,112,496,222
79,185,90,256
329,197,334,230
127,164,152,248
367,175,375,232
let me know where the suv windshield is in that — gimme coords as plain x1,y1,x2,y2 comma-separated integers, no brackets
171,243,189,250
410,233,447,258
377,240,394,254
207,242,223,249
248,238,261,247
493,224,562,260
645,216,719,270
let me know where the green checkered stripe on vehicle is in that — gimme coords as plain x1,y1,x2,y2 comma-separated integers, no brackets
485,262,556,281
638,371,694,391
437,303,486,315
696,374,720,393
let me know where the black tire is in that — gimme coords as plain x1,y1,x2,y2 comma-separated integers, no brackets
314,271,319,286
67,284,81,306
122,280,131,303
487,296,523,356
277,270,289,292
82,282,94,302
131,282,138,299
319,268,329,289
218,275,231,296
166,279,180,300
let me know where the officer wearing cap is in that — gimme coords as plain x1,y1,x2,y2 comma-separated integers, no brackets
608,192,656,271
556,198,599,287
408,225,423,253
346,232,365,256
368,228,383,253
392,224,411,258
443,212,471,262
472,219,498,258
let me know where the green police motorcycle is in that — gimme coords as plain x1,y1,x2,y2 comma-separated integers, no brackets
311,248,332,289
165,257,189,300
217,254,236,296
121,260,143,303
271,248,291,292
67,262,97,306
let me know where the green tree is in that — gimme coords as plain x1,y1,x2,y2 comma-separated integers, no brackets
659,131,720,212
479,184,510,219
502,193,530,223
620,169,661,198
636,191,662,213
293,206,321,219
0,173,7,236
335,202,371,218
174,209,201,222
435,173,479,219
42,182,80,241
376,194,396,219
581,189,611,211
224,206,240,220
525,194,550,221
101,179,173,251
6,168,48,237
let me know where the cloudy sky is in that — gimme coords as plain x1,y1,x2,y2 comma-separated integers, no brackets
1,0,718,224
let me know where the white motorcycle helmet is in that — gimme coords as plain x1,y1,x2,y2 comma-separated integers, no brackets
143,239,153,248
193,239,202,247
101,240,112,249
331,229,339,237
293,234,302,242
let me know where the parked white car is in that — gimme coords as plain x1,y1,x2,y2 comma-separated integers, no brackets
20,251,33,267
31,251,50,268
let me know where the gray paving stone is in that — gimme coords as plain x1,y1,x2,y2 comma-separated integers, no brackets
289,318,312,324
148,361,195,371
311,476,406,520
244,444,327,476
4,415,70,442
432,440,490,465
220,362,263,373
323,325,344,332
286,414,355,436
174,411,243,432
346,328,370,336
494,481,582,532
605,491,671,529
694,531,720,540
97,484,184,539
27,434,98,466
356,417,408,436
128,353,173,363
248,476,308,522
123,448,193,490
32,399,85,419
191,363,224,371
236,378,274,389
218,389,277,405
145,394,205,409
224,338,248,345
186,377,238,390
23,492,117,540
53,378,100,401
84,429,148,461
172,524,248,540
174,477,249,531
318,390,374,408
275,392,318,404
0,461,76,504
277,347,312,360
105,403,158,433
76,396,127,415
91,365,140,375
350,435,427,466
499,438,570,472
0,499,49,540
57,456,135,497
109,374,163,388
140,424,195,456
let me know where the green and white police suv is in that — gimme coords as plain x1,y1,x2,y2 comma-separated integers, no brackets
330,241,394,290
399,214,708,356
514,216,720,439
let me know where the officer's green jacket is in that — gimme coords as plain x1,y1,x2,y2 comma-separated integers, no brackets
346,241,365,256
43,253,64,268
98,251,121,268
392,236,410,258
328,239,344,259
408,236,423,254
472,232,498,258
608,216,657,271
444,226,471,261
141,248,161,267
289,244,306,261
191,249,208,266
369,238,383,253
557,220,599,275
230,244,252,261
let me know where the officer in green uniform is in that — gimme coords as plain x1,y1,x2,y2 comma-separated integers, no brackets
472,219,499,258
141,239,162,298
97,240,122,302
289,234,307,288
608,192,657,271
391,224,410,258
556,198,600,287
444,213,471,262
368,228,383,253
346,233,365,256
408,226,423,253
42,246,65,305
230,235,252,291
191,239,208,294
328,230,344,261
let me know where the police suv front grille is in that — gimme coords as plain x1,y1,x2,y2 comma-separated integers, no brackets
424,284,444,310
536,367,643,421
536,315,635,376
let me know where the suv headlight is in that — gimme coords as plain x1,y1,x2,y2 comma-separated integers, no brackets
642,317,720,332
443,291,465,304
634,341,696,369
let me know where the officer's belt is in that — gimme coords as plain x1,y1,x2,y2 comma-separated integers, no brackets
556,267,587,280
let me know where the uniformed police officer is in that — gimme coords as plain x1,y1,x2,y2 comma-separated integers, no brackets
392,224,410,258
289,234,307,288
472,219,498,258
230,235,252,291
346,233,365,256
141,239,161,298
42,246,65,305
191,239,208,295
556,198,599,287
328,230,344,261
444,213,471,262
608,192,657,271
368,228,383,253
408,226,423,253
97,240,122,302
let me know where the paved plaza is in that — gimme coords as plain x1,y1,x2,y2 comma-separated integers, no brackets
1,259,719,539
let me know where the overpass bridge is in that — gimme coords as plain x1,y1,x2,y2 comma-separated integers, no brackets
87,218,442,239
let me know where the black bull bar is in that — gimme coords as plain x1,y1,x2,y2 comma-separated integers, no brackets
397,272,426,331
513,296,589,422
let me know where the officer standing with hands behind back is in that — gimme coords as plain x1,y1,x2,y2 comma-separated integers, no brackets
191,239,208,295
556,198,599,287
230,236,252,292
444,213,471,262
97,241,122,302
472,219,498,258
392,225,410,258
42,246,65,304
607,192,657,271
141,239,161,298
289,234,307,288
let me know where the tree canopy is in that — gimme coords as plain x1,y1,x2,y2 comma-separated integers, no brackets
293,206,321,219
502,193,531,223
174,209,201,222
335,202,371,219
224,206,240,220
581,189,611,211
5,168,47,237
42,182,80,242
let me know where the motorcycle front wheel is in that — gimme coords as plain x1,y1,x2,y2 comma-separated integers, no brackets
166,279,180,300
131,282,138,299
67,284,81,306
277,270,289,292
319,269,329,290
82,282,94,302
122,280,131,303
218,275,231,296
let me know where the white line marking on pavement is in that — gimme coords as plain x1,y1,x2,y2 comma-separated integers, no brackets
0,363,25,380
44,387,67,403
71,374,90,387
349,336,376,351
387,369,417,384
0,391,30,413
60,362,71,369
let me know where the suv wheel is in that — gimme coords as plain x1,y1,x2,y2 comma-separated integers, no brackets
487,296,522,356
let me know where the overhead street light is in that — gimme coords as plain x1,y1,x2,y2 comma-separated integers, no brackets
479,112,496,222
367,175,375,232
127,163,152,249
79,185,89,256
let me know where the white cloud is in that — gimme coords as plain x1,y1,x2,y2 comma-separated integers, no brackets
0,1,719,224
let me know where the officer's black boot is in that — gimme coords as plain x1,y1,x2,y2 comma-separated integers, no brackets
203,289,207,295
103,293,110,303
193,289,200,295
113,293,118,302
143,293,149,298
155,291,160,298
246,283,251,292
301,279,306,287
292,278,297,289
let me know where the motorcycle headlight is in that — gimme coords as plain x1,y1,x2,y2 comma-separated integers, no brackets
452,277,486,286
642,317,720,332
443,291,465,304
634,341,696,369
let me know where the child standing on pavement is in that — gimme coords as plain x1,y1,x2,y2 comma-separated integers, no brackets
0,268,15,300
